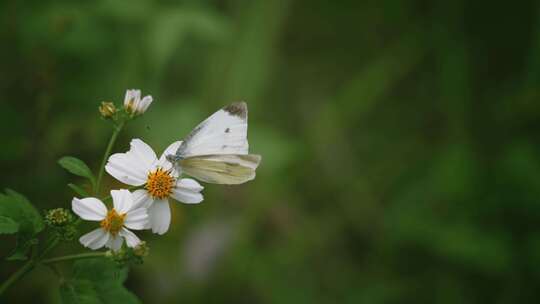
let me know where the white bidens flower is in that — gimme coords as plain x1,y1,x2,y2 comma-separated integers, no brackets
105,139,204,235
124,89,153,115
72,189,148,251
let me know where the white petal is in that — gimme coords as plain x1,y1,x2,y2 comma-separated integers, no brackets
129,139,157,169
72,197,107,221
111,189,133,214
171,178,204,204
106,235,124,251
157,141,182,171
124,89,135,106
178,178,204,191
105,153,148,186
124,207,148,230
119,228,141,248
139,95,153,112
79,228,109,250
132,90,141,103
105,138,157,186
125,89,141,104
147,199,171,235
132,189,153,209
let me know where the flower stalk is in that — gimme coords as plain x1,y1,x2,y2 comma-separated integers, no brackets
0,252,106,295
95,121,124,195
42,252,105,265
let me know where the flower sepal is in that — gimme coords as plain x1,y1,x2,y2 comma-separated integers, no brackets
105,241,149,266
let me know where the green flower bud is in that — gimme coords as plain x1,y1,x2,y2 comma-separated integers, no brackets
45,208,73,227
45,208,77,241
133,241,149,258
106,247,130,266
105,242,149,266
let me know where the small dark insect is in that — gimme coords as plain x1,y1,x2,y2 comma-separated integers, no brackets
225,128,230,133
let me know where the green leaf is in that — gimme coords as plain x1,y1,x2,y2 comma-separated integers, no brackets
68,183,90,197
0,189,44,260
0,215,19,234
58,156,96,188
60,258,141,304
60,280,102,304
0,189,44,235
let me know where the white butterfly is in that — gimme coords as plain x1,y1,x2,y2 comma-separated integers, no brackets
166,102,261,184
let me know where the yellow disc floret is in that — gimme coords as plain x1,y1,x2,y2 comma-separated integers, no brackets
145,168,174,199
100,209,126,236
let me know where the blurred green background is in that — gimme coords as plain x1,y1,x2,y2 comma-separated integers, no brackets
2,0,540,303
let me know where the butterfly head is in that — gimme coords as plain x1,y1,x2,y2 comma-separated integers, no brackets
166,153,183,164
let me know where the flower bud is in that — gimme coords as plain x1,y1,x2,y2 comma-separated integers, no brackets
45,208,77,241
133,241,149,258
45,208,73,226
124,89,153,116
99,101,117,118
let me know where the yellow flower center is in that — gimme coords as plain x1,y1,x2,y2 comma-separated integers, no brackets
145,168,174,199
100,209,125,236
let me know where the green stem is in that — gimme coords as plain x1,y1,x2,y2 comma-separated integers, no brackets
0,260,35,295
42,252,105,265
0,234,62,296
39,237,60,260
95,121,124,195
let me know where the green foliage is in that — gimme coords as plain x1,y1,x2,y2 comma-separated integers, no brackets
0,189,44,260
58,157,96,189
0,189,44,234
60,258,141,304
60,280,102,304
6,238,39,261
0,216,19,234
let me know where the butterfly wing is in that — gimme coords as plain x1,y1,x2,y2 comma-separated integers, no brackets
180,154,261,184
175,102,249,158
173,102,261,184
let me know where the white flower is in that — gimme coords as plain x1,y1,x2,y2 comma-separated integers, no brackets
124,89,153,115
72,189,148,251
105,139,204,235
